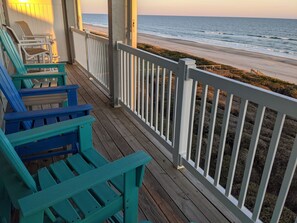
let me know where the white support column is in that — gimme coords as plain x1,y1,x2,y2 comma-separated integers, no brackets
64,0,79,28
63,0,80,63
76,0,83,30
173,59,196,168
85,29,90,72
127,0,137,110
108,0,137,107
127,0,137,48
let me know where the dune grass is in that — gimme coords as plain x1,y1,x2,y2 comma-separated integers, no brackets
138,43,297,99
138,43,297,223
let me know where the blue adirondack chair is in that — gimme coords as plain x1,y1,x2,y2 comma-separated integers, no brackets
0,28,66,89
0,115,152,223
0,63,92,160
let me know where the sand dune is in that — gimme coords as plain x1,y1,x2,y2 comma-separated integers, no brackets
84,24,297,84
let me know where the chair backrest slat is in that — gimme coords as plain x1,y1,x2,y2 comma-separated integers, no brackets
0,130,37,192
0,63,32,129
0,29,34,88
16,21,34,38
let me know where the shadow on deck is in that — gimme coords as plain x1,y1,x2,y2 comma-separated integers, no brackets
66,64,238,223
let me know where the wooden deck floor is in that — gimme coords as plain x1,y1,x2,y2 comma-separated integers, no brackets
66,64,238,223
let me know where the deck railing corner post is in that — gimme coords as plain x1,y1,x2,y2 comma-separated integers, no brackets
84,29,90,72
109,40,122,108
173,58,196,168
69,26,76,64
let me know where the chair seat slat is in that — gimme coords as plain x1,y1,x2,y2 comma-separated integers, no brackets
83,149,124,193
38,168,81,222
33,118,45,128
45,117,57,125
49,160,102,215
67,154,120,205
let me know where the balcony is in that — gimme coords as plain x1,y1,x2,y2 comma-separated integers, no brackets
63,63,236,223
1,1,297,223
68,28,297,223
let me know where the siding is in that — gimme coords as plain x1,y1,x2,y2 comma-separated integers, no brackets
6,0,68,61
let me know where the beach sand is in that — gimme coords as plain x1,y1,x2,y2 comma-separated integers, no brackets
84,24,297,84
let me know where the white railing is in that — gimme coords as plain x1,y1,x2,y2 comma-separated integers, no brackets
183,69,297,223
118,43,181,151
117,42,297,223
72,29,87,68
71,28,110,92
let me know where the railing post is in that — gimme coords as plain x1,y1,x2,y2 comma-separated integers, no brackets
85,29,90,72
173,58,196,168
108,40,122,107
69,27,76,64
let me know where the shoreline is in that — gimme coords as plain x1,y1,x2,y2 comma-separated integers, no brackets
84,24,297,84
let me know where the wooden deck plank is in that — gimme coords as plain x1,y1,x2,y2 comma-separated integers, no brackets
66,64,237,223
66,65,170,222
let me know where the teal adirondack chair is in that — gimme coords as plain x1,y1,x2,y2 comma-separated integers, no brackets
0,28,66,89
0,115,152,223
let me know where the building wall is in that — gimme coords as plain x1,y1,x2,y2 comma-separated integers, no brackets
5,0,69,61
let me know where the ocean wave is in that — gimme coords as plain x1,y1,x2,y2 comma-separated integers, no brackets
247,34,263,38
203,31,235,36
191,30,206,33
247,34,296,41
269,36,286,40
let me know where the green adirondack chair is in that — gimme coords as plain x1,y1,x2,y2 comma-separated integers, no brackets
0,28,66,89
0,115,152,223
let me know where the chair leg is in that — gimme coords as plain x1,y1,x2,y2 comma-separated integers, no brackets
0,181,11,223
48,45,53,63
19,211,44,223
124,170,139,223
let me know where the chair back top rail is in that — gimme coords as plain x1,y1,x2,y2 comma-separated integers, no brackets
15,21,34,37
0,28,34,88
0,29,28,74
189,68,297,119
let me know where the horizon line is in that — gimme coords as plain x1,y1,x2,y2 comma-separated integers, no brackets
81,12,297,20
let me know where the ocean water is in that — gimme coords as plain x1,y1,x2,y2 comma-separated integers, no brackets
83,14,297,60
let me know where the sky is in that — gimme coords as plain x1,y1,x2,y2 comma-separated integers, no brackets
80,0,297,19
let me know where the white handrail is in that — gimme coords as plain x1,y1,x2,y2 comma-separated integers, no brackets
71,28,110,92
69,29,297,222
117,41,297,223
117,42,180,152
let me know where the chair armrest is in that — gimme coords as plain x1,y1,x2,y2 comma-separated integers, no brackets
11,73,66,80
6,113,94,147
25,33,52,38
23,35,48,39
25,63,66,72
19,84,78,95
19,39,45,44
19,85,78,105
4,104,92,122
12,73,67,87
18,151,151,217
18,42,50,47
